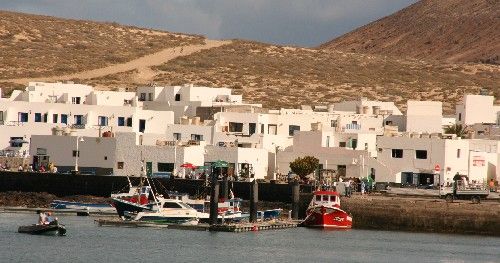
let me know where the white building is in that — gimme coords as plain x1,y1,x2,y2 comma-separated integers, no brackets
455,94,498,125
406,101,443,134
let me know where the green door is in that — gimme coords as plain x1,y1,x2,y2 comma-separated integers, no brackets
146,162,152,177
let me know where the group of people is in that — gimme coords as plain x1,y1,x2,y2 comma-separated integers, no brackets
38,211,57,225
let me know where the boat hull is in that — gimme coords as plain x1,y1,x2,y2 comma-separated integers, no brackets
112,198,152,218
303,206,352,229
18,223,67,236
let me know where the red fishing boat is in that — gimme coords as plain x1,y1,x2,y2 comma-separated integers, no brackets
302,190,353,229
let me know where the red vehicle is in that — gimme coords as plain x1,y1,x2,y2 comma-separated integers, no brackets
302,191,353,229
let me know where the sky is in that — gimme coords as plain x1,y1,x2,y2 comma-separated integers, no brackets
0,0,418,47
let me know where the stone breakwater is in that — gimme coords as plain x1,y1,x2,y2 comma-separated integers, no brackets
341,195,500,236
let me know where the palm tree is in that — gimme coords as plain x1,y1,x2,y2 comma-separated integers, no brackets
444,124,468,138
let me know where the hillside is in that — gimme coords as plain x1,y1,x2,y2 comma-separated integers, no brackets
0,11,498,115
86,40,499,113
0,10,204,79
320,0,500,64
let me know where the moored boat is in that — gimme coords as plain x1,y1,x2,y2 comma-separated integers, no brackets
130,198,200,225
302,191,352,229
18,221,67,236
50,200,115,213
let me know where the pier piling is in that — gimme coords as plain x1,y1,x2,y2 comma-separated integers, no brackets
249,179,259,223
291,182,299,220
209,174,219,225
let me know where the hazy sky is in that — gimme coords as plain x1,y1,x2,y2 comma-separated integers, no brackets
0,0,418,47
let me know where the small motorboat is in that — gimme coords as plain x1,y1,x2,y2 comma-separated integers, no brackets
18,221,67,236
50,200,115,213
302,190,353,229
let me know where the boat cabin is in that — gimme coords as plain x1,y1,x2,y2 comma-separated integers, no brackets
311,191,340,208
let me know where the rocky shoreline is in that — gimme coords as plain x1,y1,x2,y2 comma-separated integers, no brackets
0,191,110,208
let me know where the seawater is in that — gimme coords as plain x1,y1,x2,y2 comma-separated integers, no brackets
0,213,498,263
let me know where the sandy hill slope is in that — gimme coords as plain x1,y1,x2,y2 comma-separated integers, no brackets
0,11,498,114
320,0,500,64
0,10,204,79
84,40,498,113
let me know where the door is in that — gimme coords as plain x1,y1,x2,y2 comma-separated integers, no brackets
146,162,152,177
139,119,146,133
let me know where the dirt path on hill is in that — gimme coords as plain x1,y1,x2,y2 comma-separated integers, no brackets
6,39,230,85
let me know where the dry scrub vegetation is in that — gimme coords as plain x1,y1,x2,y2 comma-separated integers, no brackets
0,11,204,79
151,40,499,113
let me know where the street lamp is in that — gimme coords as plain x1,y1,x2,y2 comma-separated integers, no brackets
272,144,281,180
74,136,84,172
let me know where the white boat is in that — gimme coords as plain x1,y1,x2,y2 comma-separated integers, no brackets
130,197,200,225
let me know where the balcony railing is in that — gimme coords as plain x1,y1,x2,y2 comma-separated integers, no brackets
344,124,361,130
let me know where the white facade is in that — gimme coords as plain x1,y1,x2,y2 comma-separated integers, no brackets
456,95,497,125
406,100,443,134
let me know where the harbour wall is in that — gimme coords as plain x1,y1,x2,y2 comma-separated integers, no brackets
341,196,500,236
0,172,312,202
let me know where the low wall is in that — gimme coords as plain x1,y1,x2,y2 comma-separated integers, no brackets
341,196,500,236
0,172,312,203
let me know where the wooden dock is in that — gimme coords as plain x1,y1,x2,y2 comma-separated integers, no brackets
95,218,298,232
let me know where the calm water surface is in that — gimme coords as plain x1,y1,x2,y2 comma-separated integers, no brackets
0,213,498,263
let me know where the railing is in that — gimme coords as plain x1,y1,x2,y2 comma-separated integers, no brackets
344,124,361,130
71,124,86,129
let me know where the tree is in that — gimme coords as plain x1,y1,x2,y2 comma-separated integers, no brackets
289,156,319,182
443,124,468,138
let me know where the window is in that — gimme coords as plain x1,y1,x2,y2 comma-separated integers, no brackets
331,120,337,127
98,116,108,126
173,133,181,140
392,149,403,158
458,113,462,121
249,123,256,135
175,94,181,101
34,113,42,122
139,119,146,133
158,162,174,172
385,121,393,125
52,114,58,123
322,195,329,201
260,124,265,134
330,196,336,202
351,121,358,125
326,136,330,147
349,139,358,149
43,113,47,123
126,117,133,127
18,112,28,123
229,122,243,132
339,142,346,147
71,97,81,104
415,150,427,159
268,124,277,135
288,125,300,136
0,111,3,124
61,114,68,124
117,162,124,169
72,150,80,157
163,202,183,208
118,117,125,126
364,143,368,150
139,93,146,101
104,156,108,160
191,134,203,141
10,137,24,147
316,195,321,201
74,115,83,125
457,149,461,158
148,93,153,101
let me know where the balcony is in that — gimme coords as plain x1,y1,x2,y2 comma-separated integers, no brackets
71,124,86,129
343,124,361,131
